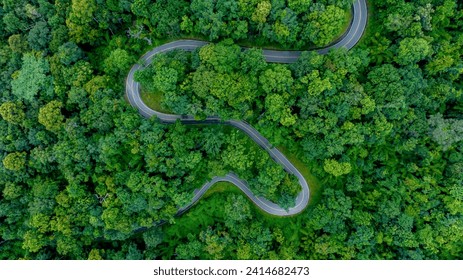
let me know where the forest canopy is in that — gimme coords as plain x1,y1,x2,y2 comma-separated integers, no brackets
0,0,462,260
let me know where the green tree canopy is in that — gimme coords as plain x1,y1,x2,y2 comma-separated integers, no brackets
396,37,432,65
323,159,352,177
11,53,52,102
0,101,26,125
2,151,27,171
38,100,64,132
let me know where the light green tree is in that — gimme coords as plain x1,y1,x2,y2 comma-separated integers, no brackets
0,102,25,125
3,152,27,171
66,0,99,44
11,53,51,102
301,70,333,96
323,159,352,177
288,0,311,14
153,67,178,92
396,37,432,65
251,1,271,24
259,65,293,93
304,5,345,46
265,94,296,126
103,48,132,75
38,100,64,132
88,249,104,260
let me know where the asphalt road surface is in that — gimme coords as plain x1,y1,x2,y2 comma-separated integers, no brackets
126,0,368,216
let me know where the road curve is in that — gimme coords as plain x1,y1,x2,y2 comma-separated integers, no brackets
126,0,367,216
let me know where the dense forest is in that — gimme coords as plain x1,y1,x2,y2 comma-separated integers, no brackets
1,0,462,260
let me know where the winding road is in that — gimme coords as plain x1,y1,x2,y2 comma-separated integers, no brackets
126,0,367,216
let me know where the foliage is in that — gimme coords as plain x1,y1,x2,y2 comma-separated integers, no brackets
38,100,64,132
11,53,52,102
0,102,25,125
0,0,462,261
2,151,26,171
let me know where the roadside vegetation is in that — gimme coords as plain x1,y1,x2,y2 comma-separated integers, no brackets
0,0,462,260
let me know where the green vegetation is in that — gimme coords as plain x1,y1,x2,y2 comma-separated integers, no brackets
277,146,322,206
140,89,170,114
201,182,243,198
1,0,463,260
